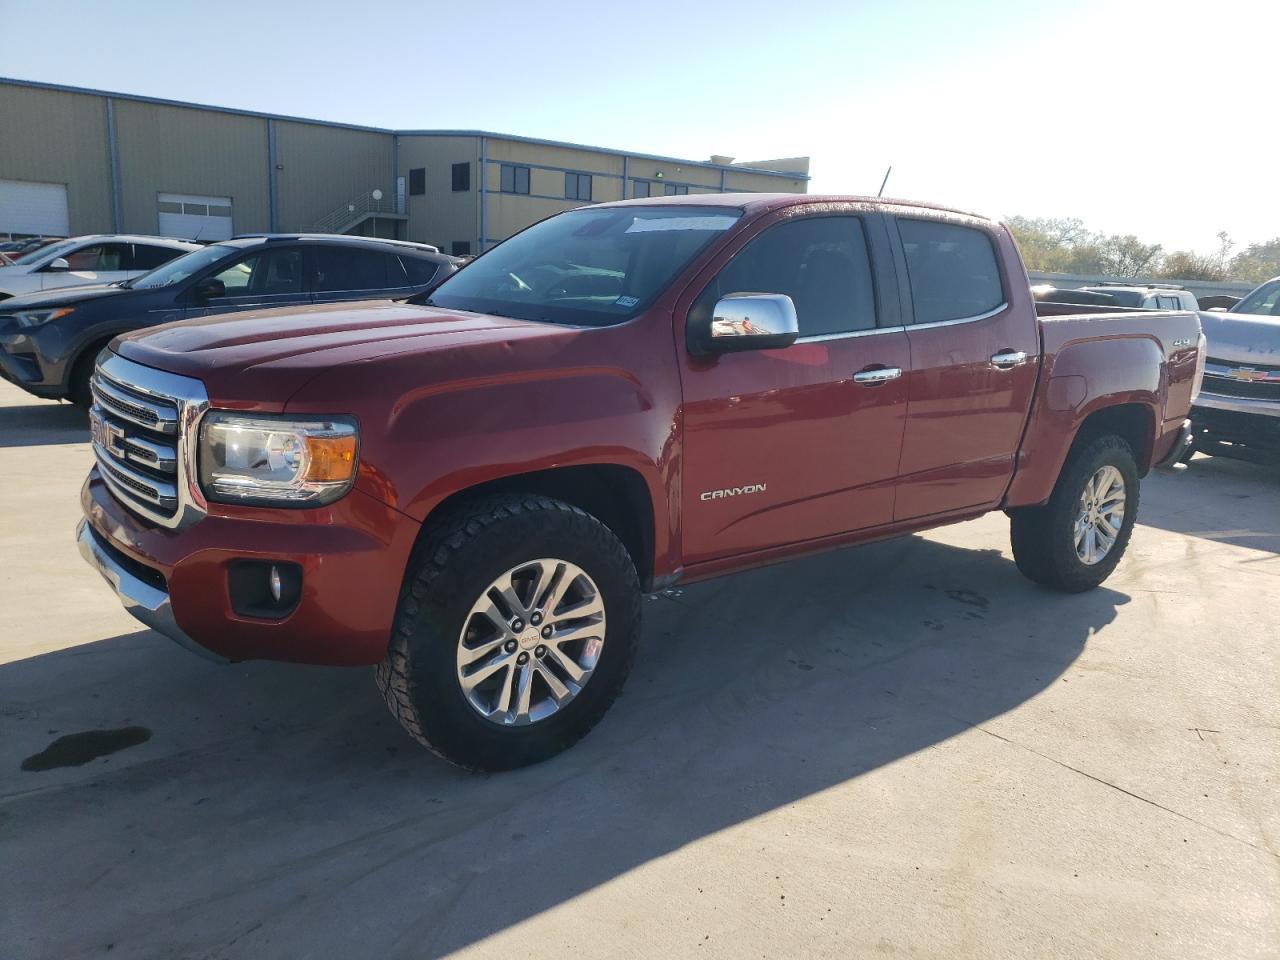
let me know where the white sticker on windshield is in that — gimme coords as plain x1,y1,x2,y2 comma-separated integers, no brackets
615,295,640,308
625,215,738,233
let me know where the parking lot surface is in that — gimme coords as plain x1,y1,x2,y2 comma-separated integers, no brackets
1,377,1277,960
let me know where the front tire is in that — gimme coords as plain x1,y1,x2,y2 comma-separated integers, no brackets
376,494,642,771
1010,434,1139,593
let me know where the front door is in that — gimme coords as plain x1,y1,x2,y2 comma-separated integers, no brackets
889,215,1040,520
187,245,311,318
678,210,910,565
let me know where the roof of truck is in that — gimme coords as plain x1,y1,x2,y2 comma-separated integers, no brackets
593,193,993,221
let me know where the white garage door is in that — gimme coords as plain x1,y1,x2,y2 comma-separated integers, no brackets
0,179,70,237
158,193,233,241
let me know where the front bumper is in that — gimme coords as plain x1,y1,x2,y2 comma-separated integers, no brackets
79,468,420,665
77,519,228,663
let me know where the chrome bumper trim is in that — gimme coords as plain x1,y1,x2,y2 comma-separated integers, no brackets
1195,392,1280,418
76,519,228,663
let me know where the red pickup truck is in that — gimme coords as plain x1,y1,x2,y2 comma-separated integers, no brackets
77,195,1204,770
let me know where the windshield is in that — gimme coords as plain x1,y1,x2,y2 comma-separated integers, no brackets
13,238,79,266
1231,279,1280,317
131,244,236,290
426,206,742,326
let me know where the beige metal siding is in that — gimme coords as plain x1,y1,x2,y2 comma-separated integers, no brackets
724,168,807,193
398,135,479,250
114,100,270,236
0,85,112,234
273,121,395,232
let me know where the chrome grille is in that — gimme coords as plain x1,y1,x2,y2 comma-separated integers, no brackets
90,351,209,529
1201,359,1280,402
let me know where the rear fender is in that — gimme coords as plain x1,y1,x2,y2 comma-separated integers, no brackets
1004,337,1162,507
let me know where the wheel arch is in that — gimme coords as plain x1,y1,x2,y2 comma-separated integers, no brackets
422,464,658,590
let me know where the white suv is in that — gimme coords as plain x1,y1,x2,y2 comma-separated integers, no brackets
0,235,201,300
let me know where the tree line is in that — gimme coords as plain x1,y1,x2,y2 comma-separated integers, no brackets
1006,216,1280,283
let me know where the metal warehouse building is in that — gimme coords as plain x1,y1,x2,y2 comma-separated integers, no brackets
0,78,809,256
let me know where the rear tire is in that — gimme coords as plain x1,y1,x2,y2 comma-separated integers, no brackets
376,494,642,771
1010,434,1139,593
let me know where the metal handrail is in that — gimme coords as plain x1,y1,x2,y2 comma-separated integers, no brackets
312,192,403,234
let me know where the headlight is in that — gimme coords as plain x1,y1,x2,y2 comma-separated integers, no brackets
12,306,74,329
198,412,359,506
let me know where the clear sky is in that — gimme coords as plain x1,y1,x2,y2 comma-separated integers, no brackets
1,0,1273,254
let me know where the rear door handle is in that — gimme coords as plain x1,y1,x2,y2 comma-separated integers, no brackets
990,351,1028,369
852,366,902,385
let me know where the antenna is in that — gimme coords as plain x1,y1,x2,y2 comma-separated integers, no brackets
877,166,893,198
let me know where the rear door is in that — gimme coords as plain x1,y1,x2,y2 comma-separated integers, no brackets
187,245,310,317
312,246,404,303
889,215,1040,520
678,208,911,564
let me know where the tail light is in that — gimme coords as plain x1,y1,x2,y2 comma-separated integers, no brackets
1190,333,1207,404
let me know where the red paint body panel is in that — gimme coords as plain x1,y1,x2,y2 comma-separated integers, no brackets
84,195,1203,666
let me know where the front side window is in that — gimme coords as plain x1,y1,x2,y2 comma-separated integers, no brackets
63,243,130,272
691,216,877,338
212,248,305,296
898,219,1004,324
313,247,390,292
427,206,741,327
565,173,592,201
1233,279,1280,317
501,164,531,195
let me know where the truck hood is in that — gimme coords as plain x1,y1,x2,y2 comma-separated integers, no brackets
114,299,567,409
1198,309,1280,366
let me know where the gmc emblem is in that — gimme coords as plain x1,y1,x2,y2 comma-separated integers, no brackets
90,410,127,459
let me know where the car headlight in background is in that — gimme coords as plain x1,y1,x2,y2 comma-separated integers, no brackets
198,413,358,506
10,307,74,329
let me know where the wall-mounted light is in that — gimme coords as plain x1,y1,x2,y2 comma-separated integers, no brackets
655,172,664,179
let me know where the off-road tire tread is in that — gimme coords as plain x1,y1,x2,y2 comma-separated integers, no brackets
375,493,641,771
1010,434,1139,593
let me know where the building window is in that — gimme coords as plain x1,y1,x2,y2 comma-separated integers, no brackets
452,241,472,256
632,180,651,199
500,164,530,195
663,183,689,196
452,162,470,192
409,168,426,196
565,172,592,201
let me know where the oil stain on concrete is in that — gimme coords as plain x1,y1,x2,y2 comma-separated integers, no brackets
21,726,152,772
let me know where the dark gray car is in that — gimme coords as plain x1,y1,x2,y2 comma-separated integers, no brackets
0,234,459,406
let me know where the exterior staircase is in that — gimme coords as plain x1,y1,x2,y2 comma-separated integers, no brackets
312,191,406,236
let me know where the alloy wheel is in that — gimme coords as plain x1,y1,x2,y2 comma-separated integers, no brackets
455,558,606,725
1074,465,1126,565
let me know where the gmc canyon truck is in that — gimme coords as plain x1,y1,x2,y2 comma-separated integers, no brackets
76,195,1204,771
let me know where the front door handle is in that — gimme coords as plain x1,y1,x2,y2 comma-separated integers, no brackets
990,351,1028,369
852,366,902,385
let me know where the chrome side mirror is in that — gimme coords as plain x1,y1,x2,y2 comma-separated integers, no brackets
694,293,800,355
45,257,71,272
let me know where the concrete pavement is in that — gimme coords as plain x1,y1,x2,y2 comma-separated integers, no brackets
0,378,1276,959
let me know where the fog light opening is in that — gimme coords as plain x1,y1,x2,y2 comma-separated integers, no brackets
228,560,302,620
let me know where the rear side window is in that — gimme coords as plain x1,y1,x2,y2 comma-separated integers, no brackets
130,244,183,271
400,256,440,286
314,247,390,292
692,216,877,338
898,219,1004,324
